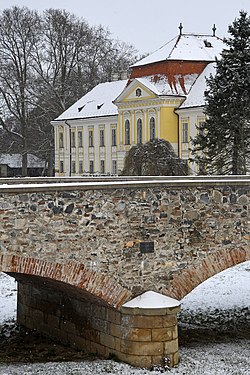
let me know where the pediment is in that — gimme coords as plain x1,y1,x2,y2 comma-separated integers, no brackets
114,79,157,103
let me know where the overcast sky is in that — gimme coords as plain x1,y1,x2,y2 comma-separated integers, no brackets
0,0,250,55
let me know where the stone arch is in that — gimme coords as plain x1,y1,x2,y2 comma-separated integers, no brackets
0,254,131,308
165,247,249,300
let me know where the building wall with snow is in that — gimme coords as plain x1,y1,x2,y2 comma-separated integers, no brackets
52,31,224,177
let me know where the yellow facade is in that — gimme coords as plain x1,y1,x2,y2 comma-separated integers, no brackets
114,82,182,162
159,106,179,143
53,80,199,176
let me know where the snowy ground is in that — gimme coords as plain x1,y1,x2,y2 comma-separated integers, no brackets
0,262,250,374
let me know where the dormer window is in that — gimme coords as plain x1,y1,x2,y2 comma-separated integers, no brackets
136,88,142,97
204,39,212,48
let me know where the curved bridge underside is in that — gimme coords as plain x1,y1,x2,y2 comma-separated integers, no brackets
0,254,131,309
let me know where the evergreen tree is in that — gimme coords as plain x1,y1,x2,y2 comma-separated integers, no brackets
192,11,250,175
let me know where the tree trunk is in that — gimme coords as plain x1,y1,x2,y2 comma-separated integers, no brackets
47,148,54,176
232,134,239,175
22,152,28,177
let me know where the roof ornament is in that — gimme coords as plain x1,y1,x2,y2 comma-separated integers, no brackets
212,24,216,36
179,22,183,35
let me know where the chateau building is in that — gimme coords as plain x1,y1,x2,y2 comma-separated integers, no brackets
51,27,224,176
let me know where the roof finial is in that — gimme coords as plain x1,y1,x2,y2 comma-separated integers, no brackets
179,22,183,35
212,24,216,36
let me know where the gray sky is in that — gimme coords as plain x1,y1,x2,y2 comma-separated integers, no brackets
0,0,250,55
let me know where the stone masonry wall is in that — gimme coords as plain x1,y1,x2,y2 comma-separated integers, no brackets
0,181,249,304
17,276,179,368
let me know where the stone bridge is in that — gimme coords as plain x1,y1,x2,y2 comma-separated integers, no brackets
0,176,249,368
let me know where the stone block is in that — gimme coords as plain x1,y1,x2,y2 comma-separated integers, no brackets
92,305,107,320
162,314,177,328
152,355,165,367
91,317,109,334
121,339,163,356
152,327,172,341
110,323,121,338
100,332,116,350
237,195,248,205
164,338,178,354
122,306,170,316
122,327,151,342
83,328,100,343
114,337,121,352
172,326,178,340
47,313,60,330
165,306,181,315
212,190,223,203
121,314,163,328
173,350,179,365
29,308,45,324
90,341,107,357
68,334,87,351
14,218,26,230
61,320,76,334
106,308,121,324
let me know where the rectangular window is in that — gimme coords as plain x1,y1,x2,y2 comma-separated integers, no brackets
100,160,105,174
100,129,105,147
112,160,117,175
89,130,93,147
111,128,116,146
78,131,83,148
59,132,64,148
59,161,64,173
71,161,76,174
182,122,188,143
79,161,83,174
89,160,94,173
71,131,76,148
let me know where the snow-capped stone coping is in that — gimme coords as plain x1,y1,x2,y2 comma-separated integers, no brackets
122,291,180,309
0,175,249,193
120,291,180,367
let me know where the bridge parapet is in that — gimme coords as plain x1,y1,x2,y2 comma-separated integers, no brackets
0,176,249,301
0,176,249,367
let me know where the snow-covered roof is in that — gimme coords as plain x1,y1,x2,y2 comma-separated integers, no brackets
54,80,128,121
122,291,180,309
137,73,199,96
132,34,224,67
114,73,198,103
0,154,45,168
179,63,216,109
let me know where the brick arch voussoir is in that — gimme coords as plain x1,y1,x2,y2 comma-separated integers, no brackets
0,254,131,309
165,248,249,300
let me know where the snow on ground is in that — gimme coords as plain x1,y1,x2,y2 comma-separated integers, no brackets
0,261,250,374
0,273,17,324
182,261,250,311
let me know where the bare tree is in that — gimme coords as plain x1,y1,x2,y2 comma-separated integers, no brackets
0,6,138,176
32,9,93,116
0,6,40,176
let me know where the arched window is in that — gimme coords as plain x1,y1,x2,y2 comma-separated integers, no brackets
150,117,156,140
125,119,130,145
137,118,142,144
136,88,142,97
